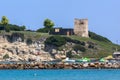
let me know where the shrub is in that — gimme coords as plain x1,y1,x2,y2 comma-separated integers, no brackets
73,45,86,52
3,54,9,59
37,28,47,33
88,44,94,49
63,37,85,46
37,28,53,33
0,24,26,31
66,51,73,58
45,36,66,47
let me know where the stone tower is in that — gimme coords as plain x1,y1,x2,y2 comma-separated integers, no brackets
74,18,89,37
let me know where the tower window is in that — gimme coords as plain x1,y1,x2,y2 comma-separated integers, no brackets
79,22,84,25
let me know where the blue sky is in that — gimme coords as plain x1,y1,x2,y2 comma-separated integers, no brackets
0,0,120,44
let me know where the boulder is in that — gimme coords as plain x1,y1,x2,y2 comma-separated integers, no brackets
55,54,61,59
83,63,89,68
51,49,57,54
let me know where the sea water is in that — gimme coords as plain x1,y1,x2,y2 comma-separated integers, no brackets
0,69,120,80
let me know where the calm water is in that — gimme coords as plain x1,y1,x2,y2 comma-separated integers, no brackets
0,69,120,80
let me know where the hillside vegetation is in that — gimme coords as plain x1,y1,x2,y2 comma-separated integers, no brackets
45,34,120,58
1,30,119,58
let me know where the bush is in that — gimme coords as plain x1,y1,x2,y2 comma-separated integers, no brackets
0,24,26,31
63,37,85,46
37,28,47,33
73,45,86,52
88,44,94,49
37,28,53,33
66,51,73,58
26,38,33,45
3,54,9,59
45,36,66,47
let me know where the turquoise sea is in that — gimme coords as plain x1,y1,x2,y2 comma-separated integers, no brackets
0,69,120,80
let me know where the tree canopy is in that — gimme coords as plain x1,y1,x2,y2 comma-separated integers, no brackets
1,16,9,25
44,18,54,29
37,18,54,33
0,16,9,32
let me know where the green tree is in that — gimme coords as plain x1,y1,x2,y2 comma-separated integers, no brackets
20,25,26,31
42,19,54,32
1,16,9,25
37,19,54,33
1,16,9,32
44,18,54,28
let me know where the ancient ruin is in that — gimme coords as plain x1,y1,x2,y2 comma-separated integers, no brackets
74,18,89,37
50,18,89,37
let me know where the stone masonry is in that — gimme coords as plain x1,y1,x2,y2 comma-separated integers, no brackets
74,18,89,37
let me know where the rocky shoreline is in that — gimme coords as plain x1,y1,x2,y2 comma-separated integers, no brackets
0,62,120,69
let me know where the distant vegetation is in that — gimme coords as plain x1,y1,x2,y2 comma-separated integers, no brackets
89,31,111,43
45,36,86,47
37,18,54,33
73,44,86,52
45,36,66,47
0,16,9,32
3,54,9,59
63,37,85,46
0,16,26,32
0,24,26,31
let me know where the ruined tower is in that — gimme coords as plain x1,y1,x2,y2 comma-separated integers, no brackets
74,18,89,37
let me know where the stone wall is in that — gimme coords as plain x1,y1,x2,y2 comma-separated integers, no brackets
74,18,89,37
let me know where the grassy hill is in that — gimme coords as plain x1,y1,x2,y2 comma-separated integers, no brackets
0,31,120,58
58,35,120,58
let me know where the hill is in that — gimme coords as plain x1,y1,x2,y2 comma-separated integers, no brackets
0,31,120,59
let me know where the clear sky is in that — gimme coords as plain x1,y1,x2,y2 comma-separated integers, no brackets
0,0,120,44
